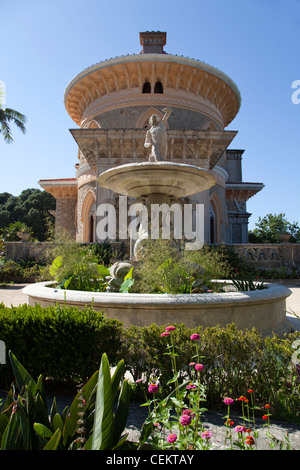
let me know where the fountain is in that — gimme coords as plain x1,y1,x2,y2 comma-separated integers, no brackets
23,109,293,337
97,108,216,259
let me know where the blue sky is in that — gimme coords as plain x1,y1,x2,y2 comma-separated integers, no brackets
1,0,299,230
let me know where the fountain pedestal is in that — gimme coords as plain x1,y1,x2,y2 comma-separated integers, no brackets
98,161,217,258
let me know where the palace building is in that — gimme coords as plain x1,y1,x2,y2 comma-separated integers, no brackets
39,31,264,245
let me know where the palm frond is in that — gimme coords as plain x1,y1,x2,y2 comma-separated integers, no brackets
0,107,27,142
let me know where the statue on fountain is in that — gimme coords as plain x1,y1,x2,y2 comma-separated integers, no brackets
144,108,172,161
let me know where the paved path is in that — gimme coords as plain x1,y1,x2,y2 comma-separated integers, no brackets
1,282,300,331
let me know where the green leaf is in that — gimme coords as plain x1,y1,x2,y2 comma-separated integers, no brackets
49,255,63,277
43,428,61,450
119,278,134,293
52,413,63,433
8,350,37,395
34,422,53,448
97,264,110,277
111,359,125,399
34,393,51,429
0,388,14,442
64,276,73,289
17,396,31,449
112,379,130,448
1,412,21,450
49,397,58,424
91,353,113,450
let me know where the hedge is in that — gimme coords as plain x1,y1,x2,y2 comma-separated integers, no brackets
0,303,123,387
0,303,299,421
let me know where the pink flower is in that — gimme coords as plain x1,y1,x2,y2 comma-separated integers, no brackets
167,433,177,443
235,425,246,433
190,333,200,341
180,414,192,426
183,409,195,418
135,378,143,384
223,397,234,406
186,383,197,390
161,332,170,337
148,383,159,394
201,430,212,440
166,326,176,331
195,363,204,371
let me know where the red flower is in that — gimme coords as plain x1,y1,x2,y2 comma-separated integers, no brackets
262,414,269,420
246,436,255,446
265,404,271,408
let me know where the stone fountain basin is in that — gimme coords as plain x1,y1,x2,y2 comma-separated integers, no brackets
97,161,217,198
23,281,293,337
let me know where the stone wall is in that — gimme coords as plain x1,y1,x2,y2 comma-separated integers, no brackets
233,244,300,270
5,241,300,272
5,242,54,262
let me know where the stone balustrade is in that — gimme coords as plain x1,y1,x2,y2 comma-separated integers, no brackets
4,242,300,271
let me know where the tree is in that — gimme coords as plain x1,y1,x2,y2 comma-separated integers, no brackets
248,213,300,244
0,189,56,241
0,107,26,143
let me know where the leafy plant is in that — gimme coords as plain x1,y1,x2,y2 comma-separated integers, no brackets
119,267,135,293
0,351,130,450
48,245,110,292
232,277,265,292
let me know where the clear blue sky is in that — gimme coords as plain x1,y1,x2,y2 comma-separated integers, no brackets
1,0,299,230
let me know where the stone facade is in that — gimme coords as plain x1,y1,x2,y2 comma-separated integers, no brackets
39,31,264,246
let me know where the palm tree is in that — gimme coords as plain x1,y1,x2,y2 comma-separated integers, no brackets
0,107,26,143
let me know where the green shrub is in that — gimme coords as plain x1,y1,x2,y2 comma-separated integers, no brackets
0,260,23,282
122,323,300,422
131,241,237,294
0,303,123,387
0,302,298,422
45,239,110,291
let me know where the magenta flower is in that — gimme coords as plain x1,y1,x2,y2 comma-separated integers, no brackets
189,362,196,366
235,425,246,433
161,332,170,337
223,397,234,406
186,383,197,390
201,430,212,440
167,433,177,443
195,363,204,371
180,414,192,426
190,333,200,341
183,409,195,418
148,383,159,394
166,326,176,331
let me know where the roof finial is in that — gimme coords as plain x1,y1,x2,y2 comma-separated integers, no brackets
139,31,167,54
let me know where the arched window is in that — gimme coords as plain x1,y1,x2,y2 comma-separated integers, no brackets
81,191,96,243
142,81,151,93
154,81,163,94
